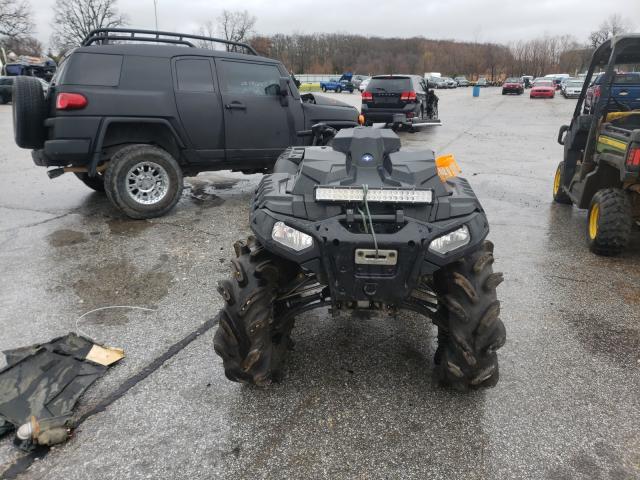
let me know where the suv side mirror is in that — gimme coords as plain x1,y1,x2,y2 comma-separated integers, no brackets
279,77,290,106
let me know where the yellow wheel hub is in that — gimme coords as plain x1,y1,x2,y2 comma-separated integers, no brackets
589,203,600,240
553,168,561,195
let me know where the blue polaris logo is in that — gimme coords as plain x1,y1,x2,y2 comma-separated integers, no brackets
361,153,374,163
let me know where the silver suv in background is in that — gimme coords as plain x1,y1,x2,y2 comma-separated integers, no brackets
562,79,584,98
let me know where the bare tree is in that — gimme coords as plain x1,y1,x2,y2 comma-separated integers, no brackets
217,9,255,50
0,0,33,38
589,13,631,48
51,0,126,51
1,34,41,55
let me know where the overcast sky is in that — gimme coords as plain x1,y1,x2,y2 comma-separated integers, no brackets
30,0,639,47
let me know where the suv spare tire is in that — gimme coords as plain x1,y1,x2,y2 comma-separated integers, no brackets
13,76,46,149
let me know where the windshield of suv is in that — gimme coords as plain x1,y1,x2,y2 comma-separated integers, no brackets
567,81,583,87
367,77,412,92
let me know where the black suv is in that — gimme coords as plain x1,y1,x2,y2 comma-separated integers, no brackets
11,28,359,219
361,75,440,130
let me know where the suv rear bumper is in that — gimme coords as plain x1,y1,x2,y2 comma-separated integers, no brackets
31,116,102,166
361,104,419,124
32,139,92,166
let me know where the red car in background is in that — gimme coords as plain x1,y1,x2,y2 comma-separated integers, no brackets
530,80,555,99
502,77,524,95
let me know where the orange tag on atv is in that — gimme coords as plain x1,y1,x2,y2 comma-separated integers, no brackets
435,154,461,182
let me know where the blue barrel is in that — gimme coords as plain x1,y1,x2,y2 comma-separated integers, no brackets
473,85,480,97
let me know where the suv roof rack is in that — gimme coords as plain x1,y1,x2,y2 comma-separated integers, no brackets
81,28,258,56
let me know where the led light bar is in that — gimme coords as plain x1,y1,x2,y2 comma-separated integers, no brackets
314,187,433,204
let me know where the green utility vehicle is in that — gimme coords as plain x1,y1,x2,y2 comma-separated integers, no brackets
555,35,640,255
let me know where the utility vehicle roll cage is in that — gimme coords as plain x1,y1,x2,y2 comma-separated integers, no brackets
572,35,640,121
565,34,640,162
81,28,258,56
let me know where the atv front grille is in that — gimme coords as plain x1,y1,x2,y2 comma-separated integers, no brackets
339,219,406,234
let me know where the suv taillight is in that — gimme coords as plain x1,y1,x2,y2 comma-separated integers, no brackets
56,93,88,110
400,91,417,102
362,91,373,102
593,85,601,99
626,144,640,170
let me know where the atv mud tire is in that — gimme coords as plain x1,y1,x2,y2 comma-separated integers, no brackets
587,188,632,256
552,161,572,204
214,237,300,385
433,240,506,391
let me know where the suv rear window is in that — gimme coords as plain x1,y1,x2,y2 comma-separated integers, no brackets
64,53,123,87
613,73,640,84
367,77,412,92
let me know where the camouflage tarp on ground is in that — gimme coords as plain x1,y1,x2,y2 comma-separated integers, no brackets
0,334,109,436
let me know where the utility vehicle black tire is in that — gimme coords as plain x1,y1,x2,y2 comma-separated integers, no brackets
587,188,632,256
104,144,183,219
214,237,300,385
12,76,46,149
552,161,572,204
0,94,8,105
75,172,105,192
336,87,342,93
433,240,506,391
321,87,326,92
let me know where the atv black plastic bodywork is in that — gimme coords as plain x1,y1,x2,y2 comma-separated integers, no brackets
250,127,489,306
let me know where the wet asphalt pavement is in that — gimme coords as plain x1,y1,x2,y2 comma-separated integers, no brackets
0,88,639,479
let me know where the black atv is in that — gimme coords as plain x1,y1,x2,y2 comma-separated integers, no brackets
214,126,506,391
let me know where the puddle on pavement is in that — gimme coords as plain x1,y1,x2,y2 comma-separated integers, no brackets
72,259,172,324
184,176,258,207
567,313,639,368
107,218,152,236
187,186,226,207
47,229,88,247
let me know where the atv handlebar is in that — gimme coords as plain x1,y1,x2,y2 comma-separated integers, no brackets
297,123,338,146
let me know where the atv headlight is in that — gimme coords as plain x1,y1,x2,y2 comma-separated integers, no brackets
271,221,313,251
428,225,470,255
315,186,432,204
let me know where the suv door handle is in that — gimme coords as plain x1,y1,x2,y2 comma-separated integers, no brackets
225,102,246,110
